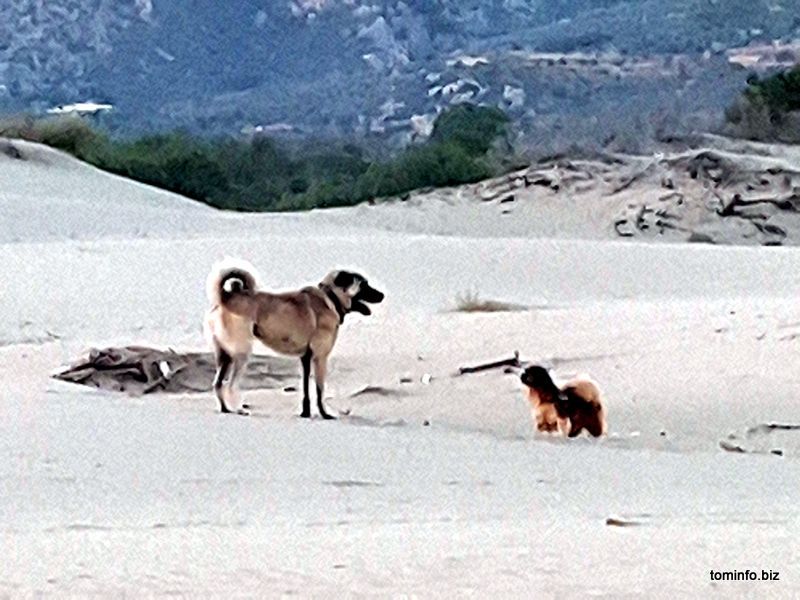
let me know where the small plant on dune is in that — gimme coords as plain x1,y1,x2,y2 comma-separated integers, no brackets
0,114,107,160
452,290,527,313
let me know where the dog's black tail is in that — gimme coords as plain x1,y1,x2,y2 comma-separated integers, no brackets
206,258,259,306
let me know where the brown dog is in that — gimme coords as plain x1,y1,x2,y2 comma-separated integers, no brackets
520,365,606,437
204,258,384,418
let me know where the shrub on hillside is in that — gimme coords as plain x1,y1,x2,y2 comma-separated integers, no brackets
0,114,106,159
725,65,800,142
2,104,513,211
430,104,510,156
745,66,800,114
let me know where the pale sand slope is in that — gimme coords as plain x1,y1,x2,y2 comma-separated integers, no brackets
1,141,800,597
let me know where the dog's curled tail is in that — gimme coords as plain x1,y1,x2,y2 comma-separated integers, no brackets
206,257,260,306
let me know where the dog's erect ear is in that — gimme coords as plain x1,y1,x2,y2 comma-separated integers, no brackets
333,271,356,291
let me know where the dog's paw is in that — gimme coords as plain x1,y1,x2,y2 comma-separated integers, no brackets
319,411,337,421
299,411,312,419
236,408,250,416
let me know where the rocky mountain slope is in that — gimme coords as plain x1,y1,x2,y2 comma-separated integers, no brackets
2,1,800,147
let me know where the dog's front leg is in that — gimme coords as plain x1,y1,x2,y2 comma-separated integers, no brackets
300,349,312,418
213,345,233,413
313,355,335,420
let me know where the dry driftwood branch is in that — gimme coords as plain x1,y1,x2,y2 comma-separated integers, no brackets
719,440,783,456
746,422,800,436
717,193,800,217
614,219,634,237
609,174,643,195
752,221,787,241
458,351,521,375
719,440,747,453
635,205,651,231
605,517,643,527
524,171,561,191
686,150,725,179
659,191,684,204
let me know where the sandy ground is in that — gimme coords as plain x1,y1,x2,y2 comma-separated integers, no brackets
2,140,800,597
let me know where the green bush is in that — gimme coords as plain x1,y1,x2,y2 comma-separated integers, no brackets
3,104,512,211
745,66,800,114
726,65,800,142
430,104,510,155
0,114,107,159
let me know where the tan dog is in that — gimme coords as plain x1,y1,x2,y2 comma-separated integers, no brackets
204,258,384,418
520,365,606,437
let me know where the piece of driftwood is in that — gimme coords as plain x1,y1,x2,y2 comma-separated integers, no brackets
605,517,643,527
614,219,634,237
53,346,297,395
686,150,726,182
719,440,784,457
717,193,800,217
659,191,684,204
746,422,800,436
753,221,787,243
458,352,521,375
719,440,747,454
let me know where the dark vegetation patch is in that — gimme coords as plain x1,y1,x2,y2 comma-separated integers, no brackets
1,104,512,212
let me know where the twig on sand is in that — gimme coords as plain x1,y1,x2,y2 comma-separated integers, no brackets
719,440,748,453
458,352,521,375
719,440,784,457
605,517,642,527
746,422,800,436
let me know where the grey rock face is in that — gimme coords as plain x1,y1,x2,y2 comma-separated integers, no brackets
1,0,798,146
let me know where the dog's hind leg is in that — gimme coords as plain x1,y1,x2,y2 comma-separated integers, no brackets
228,353,250,415
312,355,335,420
585,412,606,437
300,349,312,418
213,344,233,414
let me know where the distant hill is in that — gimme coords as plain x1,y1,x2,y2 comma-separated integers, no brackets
2,1,800,149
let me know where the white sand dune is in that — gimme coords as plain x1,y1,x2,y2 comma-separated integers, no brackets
2,140,799,597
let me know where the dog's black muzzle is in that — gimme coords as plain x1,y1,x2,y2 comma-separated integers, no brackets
350,283,385,316
360,283,385,304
